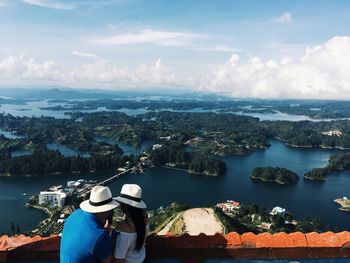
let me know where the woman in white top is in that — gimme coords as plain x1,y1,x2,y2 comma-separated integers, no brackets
113,184,147,263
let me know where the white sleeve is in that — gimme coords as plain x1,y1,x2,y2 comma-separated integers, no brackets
114,232,131,259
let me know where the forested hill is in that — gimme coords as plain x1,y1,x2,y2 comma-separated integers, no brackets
251,167,299,185
304,152,350,181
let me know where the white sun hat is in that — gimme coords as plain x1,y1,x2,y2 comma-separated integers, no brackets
114,184,147,209
80,185,119,213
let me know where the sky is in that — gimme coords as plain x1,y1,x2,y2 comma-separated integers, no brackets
0,0,350,99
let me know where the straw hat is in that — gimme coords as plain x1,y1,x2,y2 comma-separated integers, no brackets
114,184,147,209
80,186,119,213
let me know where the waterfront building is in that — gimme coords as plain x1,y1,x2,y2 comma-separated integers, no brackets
39,190,66,207
66,179,85,188
321,130,342,137
216,200,240,212
270,206,286,216
259,222,272,229
152,144,163,150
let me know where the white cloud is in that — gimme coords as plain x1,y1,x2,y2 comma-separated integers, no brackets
22,0,76,10
71,51,100,60
0,53,187,89
274,12,293,24
0,53,61,83
66,58,181,88
90,29,208,48
202,36,350,99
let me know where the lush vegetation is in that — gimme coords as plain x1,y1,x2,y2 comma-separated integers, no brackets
2,99,350,177
304,152,350,180
214,203,338,234
265,120,350,149
149,143,226,176
251,167,299,185
0,145,133,176
304,168,328,181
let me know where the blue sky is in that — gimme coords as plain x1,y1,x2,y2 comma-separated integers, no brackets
1,0,350,99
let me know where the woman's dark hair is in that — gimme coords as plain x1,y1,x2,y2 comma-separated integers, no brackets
120,203,146,250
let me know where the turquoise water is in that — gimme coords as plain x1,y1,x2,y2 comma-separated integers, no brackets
46,143,91,158
11,149,33,157
0,128,24,139
1,140,350,234
95,137,154,156
0,100,344,121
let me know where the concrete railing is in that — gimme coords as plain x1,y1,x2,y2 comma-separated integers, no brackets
1,232,350,262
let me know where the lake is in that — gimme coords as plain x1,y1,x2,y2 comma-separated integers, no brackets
0,140,349,234
46,143,91,158
95,137,154,156
0,100,345,121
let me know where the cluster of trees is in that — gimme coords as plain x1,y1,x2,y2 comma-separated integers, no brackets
304,152,350,180
149,144,226,176
0,145,133,176
43,98,252,112
328,152,350,170
40,97,350,119
265,120,350,148
304,168,328,181
275,101,350,119
251,167,299,185
214,203,332,234
188,154,226,176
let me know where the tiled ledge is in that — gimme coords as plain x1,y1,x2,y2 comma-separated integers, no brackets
1,232,350,262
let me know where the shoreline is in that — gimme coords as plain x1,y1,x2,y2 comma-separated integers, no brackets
274,137,350,150
26,204,53,218
162,165,219,176
334,198,350,212
303,175,327,181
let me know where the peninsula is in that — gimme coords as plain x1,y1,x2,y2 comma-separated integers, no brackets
251,167,299,185
334,197,350,212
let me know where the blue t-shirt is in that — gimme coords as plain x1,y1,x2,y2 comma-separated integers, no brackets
60,209,112,263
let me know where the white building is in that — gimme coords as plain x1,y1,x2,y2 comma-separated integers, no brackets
67,180,84,188
152,144,163,150
216,200,240,212
270,206,286,216
321,130,342,137
67,181,75,188
39,190,67,207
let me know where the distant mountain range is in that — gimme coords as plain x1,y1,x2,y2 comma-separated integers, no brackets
0,86,227,101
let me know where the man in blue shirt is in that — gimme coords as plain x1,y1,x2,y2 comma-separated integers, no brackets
60,186,120,263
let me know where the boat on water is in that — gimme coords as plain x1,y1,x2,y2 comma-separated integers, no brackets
22,193,27,196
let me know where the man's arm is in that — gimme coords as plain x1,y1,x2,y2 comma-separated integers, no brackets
94,220,114,263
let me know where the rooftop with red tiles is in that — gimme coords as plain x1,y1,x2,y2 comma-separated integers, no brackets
1,232,350,262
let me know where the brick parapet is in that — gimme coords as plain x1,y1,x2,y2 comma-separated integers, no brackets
1,232,350,262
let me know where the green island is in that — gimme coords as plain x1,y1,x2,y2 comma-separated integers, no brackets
304,152,350,181
2,95,350,235
2,98,350,179
149,143,226,176
36,96,350,119
251,167,299,185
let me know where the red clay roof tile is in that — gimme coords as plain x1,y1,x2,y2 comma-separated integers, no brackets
225,232,241,247
1,231,350,253
306,231,350,247
240,232,259,248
